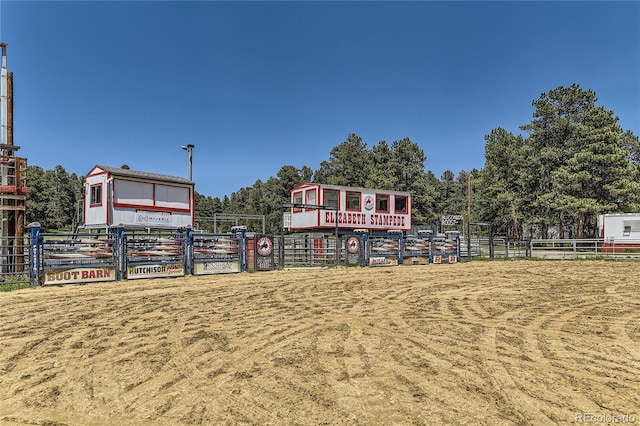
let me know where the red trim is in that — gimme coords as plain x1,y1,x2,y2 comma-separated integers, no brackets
291,183,318,193
89,183,103,207
113,202,191,213
191,187,195,228
113,178,191,212
107,181,111,225
0,185,27,193
114,177,190,190
86,167,109,177
602,242,640,253
292,223,412,231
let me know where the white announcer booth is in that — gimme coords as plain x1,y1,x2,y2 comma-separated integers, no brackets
83,165,194,230
288,183,412,233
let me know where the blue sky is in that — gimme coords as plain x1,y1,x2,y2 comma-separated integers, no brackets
1,1,638,199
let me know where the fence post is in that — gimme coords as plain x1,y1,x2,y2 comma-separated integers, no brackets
231,226,247,272
27,222,41,286
184,227,193,275
354,229,369,266
115,225,125,281
278,235,285,269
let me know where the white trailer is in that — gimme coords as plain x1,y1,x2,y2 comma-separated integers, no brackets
597,213,640,253
83,165,194,231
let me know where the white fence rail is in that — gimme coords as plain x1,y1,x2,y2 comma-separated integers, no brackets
530,239,640,260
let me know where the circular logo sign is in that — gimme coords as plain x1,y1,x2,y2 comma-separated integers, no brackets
256,236,273,256
364,195,374,210
346,236,360,254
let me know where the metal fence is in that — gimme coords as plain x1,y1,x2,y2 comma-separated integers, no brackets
0,235,29,283
275,234,340,268
5,233,638,286
460,238,531,260
463,238,640,260
529,239,640,260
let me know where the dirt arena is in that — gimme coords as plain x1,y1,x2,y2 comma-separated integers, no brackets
1,261,638,425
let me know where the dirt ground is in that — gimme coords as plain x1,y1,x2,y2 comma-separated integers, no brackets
1,260,639,425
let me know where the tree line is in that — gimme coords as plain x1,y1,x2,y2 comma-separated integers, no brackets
26,84,639,238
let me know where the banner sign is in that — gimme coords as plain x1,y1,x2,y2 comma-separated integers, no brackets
135,211,173,227
254,235,275,271
127,263,184,279
346,236,362,266
194,261,240,275
442,214,464,226
44,267,116,285
369,256,398,267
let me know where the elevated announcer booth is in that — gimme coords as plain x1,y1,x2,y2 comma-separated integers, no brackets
287,183,412,267
82,165,195,281
83,165,194,231
288,183,412,234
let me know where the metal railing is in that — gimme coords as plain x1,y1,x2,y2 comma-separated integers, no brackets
0,235,29,284
275,235,340,267
463,238,640,260
530,239,640,260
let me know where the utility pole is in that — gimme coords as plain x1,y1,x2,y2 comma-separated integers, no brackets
467,173,472,260
181,144,195,181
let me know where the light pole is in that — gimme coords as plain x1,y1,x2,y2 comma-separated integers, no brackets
181,144,195,181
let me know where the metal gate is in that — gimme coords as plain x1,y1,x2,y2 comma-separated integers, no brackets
28,224,119,286
275,234,342,267
190,227,245,275
124,230,186,280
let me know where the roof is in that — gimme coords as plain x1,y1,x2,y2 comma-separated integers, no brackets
291,182,411,196
88,165,194,185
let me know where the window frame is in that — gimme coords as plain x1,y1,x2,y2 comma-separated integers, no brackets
394,195,408,214
346,191,361,212
376,193,390,213
323,189,340,210
292,191,303,213
305,189,317,211
89,183,103,207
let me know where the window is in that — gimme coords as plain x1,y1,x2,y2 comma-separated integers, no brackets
90,184,102,206
306,189,316,206
623,220,640,234
293,191,303,212
395,195,407,213
346,191,361,211
324,189,339,209
376,194,389,212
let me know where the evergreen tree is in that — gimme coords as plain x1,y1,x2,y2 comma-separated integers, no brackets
521,84,639,237
476,128,526,238
314,133,372,187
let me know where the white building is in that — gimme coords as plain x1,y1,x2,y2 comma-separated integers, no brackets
82,165,194,231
